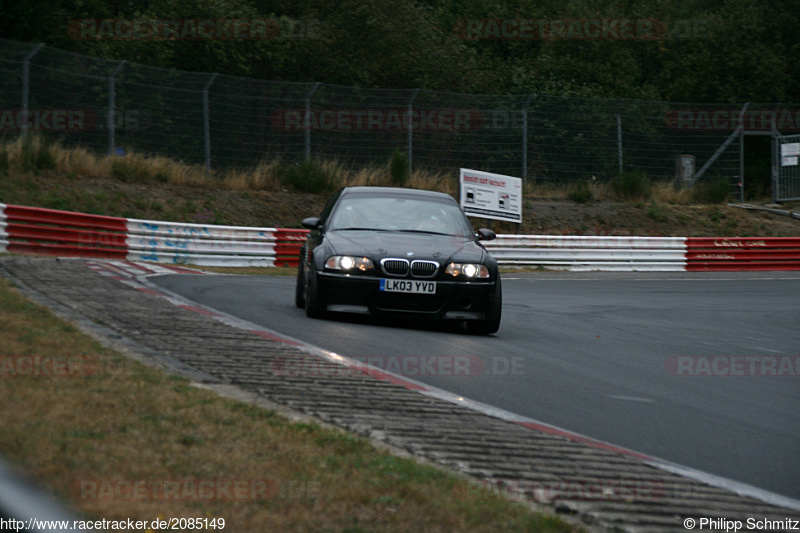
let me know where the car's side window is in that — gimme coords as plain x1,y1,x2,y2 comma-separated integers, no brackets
317,189,342,228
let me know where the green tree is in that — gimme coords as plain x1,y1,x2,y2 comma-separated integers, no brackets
2,0,798,102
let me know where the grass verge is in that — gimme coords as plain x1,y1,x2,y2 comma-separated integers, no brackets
0,276,579,532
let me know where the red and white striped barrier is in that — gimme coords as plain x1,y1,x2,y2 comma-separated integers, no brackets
124,218,303,267
484,235,688,272
0,204,129,259
1,203,798,271
686,238,800,271
0,203,300,267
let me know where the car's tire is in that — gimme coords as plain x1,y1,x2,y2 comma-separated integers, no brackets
304,264,326,318
467,277,502,335
295,255,306,309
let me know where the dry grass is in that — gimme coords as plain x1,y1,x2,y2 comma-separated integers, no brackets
0,277,579,532
219,159,283,191
0,136,489,196
523,181,577,199
526,178,696,205
54,143,111,178
0,135,707,206
651,182,692,204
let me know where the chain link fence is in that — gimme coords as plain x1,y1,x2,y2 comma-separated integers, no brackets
3,38,794,185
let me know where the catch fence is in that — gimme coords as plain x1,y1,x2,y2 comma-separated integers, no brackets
1,38,797,186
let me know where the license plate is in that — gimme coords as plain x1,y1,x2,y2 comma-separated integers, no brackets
379,279,436,294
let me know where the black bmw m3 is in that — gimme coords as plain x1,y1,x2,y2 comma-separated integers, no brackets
295,186,502,334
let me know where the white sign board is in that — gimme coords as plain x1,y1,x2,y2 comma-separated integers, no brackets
459,168,522,223
781,143,800,157
781,143,800,166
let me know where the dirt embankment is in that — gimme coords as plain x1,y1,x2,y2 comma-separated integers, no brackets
2,174,799,237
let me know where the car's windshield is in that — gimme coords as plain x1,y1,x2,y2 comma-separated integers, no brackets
328,195,475,237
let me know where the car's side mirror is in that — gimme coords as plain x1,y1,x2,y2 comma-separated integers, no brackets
301,217,320,229
476,228,496,241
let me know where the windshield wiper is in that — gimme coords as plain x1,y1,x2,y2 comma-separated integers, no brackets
333,228,462,237
391,229,457,236
332,227,389,231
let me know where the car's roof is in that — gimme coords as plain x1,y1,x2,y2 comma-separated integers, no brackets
340,186,454,200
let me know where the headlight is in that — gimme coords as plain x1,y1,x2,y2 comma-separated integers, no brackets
445,263,490,279
325,255,374,272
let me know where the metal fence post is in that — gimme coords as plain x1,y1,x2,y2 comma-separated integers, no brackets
21,43,45,118
203,73,218,173
407,88,419,175
107,60,126,155
691,102,748,185
305,82,321,162
617,99,623,176
739,114,745,202
522,94,533,183
771,134,779,204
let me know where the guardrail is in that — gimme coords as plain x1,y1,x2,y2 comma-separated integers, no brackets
686,237,800,271
483,235,687,272
125,219,305,267
0,203,302,267
1,203,798,271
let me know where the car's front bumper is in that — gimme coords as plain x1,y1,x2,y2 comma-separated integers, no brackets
316,271,497,320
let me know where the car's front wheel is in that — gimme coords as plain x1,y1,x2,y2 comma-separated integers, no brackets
304,264,326,318
467,278,502,335
295,255,306,309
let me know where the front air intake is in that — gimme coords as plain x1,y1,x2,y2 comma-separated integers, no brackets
381,258,409,276
410,260,439,278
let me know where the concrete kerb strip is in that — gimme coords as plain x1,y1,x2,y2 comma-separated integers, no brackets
1,256,799,530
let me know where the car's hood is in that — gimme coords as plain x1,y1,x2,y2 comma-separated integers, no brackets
326,230,485,264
